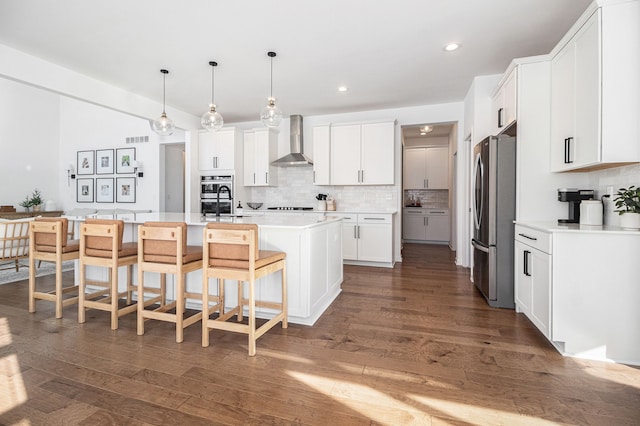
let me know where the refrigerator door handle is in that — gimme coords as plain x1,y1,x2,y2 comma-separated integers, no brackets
472,153,484,231
471,239,490,253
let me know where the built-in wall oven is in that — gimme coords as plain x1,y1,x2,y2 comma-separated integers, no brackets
200,175,233,215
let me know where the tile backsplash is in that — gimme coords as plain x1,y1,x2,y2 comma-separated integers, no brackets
587,163,640,226
245,167,398,211
404,189,449,208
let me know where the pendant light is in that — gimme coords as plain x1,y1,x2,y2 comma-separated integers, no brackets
152,69,175,136
201,61,224,131
260,51,283,128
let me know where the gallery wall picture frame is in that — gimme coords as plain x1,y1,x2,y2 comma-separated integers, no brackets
96,177,114,203
77,178,94,203
96,149,114,174
116,177,136,203
116,147,136,174
77,150,95,175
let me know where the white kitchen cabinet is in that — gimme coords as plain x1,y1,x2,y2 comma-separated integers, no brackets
330,121,394,185
335,213,393,265
402,208,449,242
491,67,517,135
515,222,640,365
198,127,241,172
312,125,330,185
550,3,640,171
403,147,448,190
514,226,552,339
243,128,278,186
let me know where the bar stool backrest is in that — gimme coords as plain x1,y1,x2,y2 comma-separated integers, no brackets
205,223,258,269
84,218,124,253
34,217,69,248
140,221,188,263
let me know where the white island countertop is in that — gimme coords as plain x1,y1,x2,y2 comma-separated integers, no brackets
66,212,343,229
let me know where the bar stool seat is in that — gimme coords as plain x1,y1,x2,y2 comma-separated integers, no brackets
78,218,154,330
137,222,211,343
29,217,79,318
202,223,287,356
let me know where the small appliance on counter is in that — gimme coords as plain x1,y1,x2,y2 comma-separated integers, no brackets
580,200,603,226
557,188,595,224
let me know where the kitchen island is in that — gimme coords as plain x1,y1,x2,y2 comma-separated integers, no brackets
67,212,344,326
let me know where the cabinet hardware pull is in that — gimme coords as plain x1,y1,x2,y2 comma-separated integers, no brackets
424,179,427,188
363,217,385,220
361,170,364,183
354,225,357,239
253,173,256,184
425,179,429,188
498,107,504,128
518,233,537,241
430,211,445,214
524,250,531,276
426,217,429,226
265,172,269,184
313,171,316,183
567,137,573,163
423,217,426,226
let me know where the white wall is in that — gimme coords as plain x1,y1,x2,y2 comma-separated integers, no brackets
0,78,60,209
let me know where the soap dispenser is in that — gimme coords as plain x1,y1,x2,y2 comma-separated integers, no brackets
236,201,243,217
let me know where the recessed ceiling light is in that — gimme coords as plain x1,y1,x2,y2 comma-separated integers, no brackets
444,43,460,52
337,86,348,92
420,132,426,136
421,125,433,133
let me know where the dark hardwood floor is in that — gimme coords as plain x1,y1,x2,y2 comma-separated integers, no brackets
1,243,639,425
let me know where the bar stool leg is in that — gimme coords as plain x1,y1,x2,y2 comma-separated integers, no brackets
55,252,63,319
202,275,210,348
176,273,185,343
110,265,119,330
78,262,86,323
126,265,133,304
137,267,145,336
282,262,288,329
248,279,256,356
28,253,36,313
160,273,167,306
237,280,243,322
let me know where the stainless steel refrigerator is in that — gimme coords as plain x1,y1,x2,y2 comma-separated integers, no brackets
471,134,516,309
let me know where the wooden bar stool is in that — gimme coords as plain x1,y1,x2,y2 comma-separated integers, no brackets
28,218,80,318
202,223,287,356
137,222,209,343
78,218,141,330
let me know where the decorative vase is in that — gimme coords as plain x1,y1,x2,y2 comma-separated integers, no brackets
619,212,640,229
33,205,42,212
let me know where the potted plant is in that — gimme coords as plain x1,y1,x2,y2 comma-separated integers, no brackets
613,185,640,229
30,189,43,211
18,195,32,212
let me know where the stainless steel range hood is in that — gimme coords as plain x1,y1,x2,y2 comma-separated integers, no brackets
271,115,313,167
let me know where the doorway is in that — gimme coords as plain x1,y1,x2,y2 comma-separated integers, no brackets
401,122,457,259
161,143,185,212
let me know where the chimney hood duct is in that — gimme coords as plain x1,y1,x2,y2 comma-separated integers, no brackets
271,115,313,167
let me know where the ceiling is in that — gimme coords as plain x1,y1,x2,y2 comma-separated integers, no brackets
0,0,591,124
403,123,454,147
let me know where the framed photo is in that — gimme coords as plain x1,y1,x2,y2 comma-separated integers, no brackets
77,150,95,175
96,149,114,174
96,178,114,203
76,178,94,203
116,147,136,174
116,177,136,203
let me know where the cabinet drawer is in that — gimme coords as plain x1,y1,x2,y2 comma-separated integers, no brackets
330,213,357,223
426,209,448,216
357,214,392,224
403,208,426,216
515,225,551,254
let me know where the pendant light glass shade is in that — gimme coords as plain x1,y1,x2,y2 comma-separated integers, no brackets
201,61,224,131
152,69,175,136
261,51,282,128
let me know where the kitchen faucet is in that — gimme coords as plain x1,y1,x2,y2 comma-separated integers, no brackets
216,185,232,216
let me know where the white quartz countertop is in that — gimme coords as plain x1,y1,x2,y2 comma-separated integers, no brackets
65,212,343,229
515,221,640,235
243,209,397,215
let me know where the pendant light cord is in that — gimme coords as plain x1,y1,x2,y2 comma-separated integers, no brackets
270,56,273,98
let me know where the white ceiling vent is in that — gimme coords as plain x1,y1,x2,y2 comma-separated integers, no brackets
125,135,150,144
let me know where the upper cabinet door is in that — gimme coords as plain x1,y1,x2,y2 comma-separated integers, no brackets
198,128,236,171
550,36,576,171
330,124,361,185
404,148,426,189
425,147,449,189
244,128,278,186
312,125,331,185
491,68,518,135
361,121,394,185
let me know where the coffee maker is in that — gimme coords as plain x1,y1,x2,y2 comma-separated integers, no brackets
557,188,595,223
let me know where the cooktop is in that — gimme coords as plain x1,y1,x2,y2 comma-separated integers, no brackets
267,207,314,211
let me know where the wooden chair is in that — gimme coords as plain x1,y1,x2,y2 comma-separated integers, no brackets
137,222,211,342
28,218,80,318
78,218,144,330
202,223,287,356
